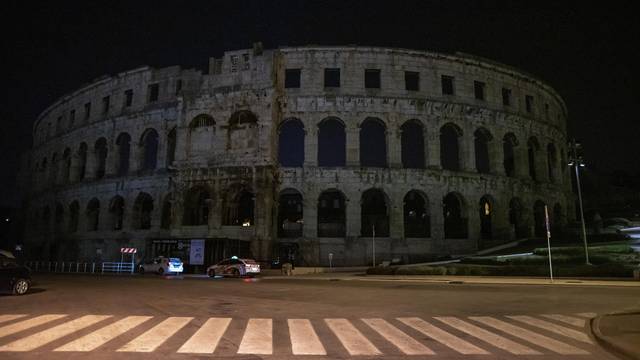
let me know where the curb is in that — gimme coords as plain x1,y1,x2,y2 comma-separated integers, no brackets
590,312,640,360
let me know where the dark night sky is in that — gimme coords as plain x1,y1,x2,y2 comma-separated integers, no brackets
2,0,639,207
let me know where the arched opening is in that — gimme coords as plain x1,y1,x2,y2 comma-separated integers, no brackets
318,190,346,237
547,143,558,183
228,111,258,150
166,127,176,167
317,118,346,166
94,138,108,179
62,148,71,184
503,133,518,178
443,192,467,239
278,189,303,237
189,114,215,154
474,128,492,174
553,203,563,235
69,201,79,233
528,137,540,181
116,132,131,176
440,123,462,171
86,198,100,231
509,198,527,238
77,143,87,181
361,188,389,237
109,196,125,230
42,206,50,233
534,200,546,237
183,187,210,226
223,185,255,226
140,129,159,171
359,118,387,167
55,203,64,234
161,195,172,229
401,120,425,169
479,195,493,240
404,190,430,237
278,118,305,167
133,192,154,229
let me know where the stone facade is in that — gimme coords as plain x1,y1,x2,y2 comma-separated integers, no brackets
21,45,572,267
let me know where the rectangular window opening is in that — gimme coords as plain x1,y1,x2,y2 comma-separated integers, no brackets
365,69,381,89
148,84,159,103
526,95,534,113
102,96,110,114
175,79,183,95
441,75,455,95
84,102,91,121
474,81,485,100
502,88,512,106
124,89,133,107
324,68,340,88
405,71,419,91
285,69,301,88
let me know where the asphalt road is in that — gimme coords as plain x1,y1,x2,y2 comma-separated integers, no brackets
1,273,638,359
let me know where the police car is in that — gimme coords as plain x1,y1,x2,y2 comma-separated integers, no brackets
207,256,260,277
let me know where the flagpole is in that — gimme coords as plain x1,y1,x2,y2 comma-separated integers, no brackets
545,205,553,283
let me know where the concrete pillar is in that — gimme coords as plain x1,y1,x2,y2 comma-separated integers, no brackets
426,126,441,170
156,130,167,171
514,142,528,179
303,191,318,238
462,130,475,172
175,126,189,162
389,191,403,238
346,192,360,238
467,199,480,249
304,126,318,167
346,122,359,167
106,144,118,177
387,127,402,168
490,136,504,176
430,192,445,244
85,148,96,181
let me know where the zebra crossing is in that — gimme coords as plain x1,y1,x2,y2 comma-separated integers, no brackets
0,312,597,356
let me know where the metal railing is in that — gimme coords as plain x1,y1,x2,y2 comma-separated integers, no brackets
24,261,133,274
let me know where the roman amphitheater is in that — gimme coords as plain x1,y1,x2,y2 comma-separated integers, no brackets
21,44,573,268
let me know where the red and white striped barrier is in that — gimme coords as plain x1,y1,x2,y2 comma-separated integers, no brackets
120,248,137,254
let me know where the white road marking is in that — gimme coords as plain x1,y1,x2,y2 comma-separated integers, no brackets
237,318,272,355
0,315,111,352
398,317,489,355
362,318,434,355
288,319,326,355
0,314,67,339
434,316,540,355
0,315,27,325
177,317,231,354
54,316,153,352
325,318,381,356
575,312,597,318
508,315,593,344
541,314,586,327
470,316,589,355
117,317,192,352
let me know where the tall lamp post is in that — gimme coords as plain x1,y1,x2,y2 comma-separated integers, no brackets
568,139,590,265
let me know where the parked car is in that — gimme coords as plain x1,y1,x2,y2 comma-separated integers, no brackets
138,256,183,275
0,250,31,295
207,256,260,277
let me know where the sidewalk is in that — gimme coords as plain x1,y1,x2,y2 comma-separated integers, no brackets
591,311,640,360
263,270,640,287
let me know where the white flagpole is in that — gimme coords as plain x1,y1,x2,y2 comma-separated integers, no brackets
372,224,376,267
545,205,553,283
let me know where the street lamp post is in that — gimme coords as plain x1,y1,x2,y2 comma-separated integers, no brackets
568,139,590,265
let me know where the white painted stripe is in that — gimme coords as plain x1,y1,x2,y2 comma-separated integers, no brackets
575,312,597,318
0,314,67,339
540,314,586,327
54,316,152,352
435,316,540,355
362,318,434,355
237,319,272,355
470,316,589,355
177,317,231,354
398,317,488,355
288,319,326,355
325,318,381,356
508,315,593,344
0,315,111,352
117,317,192,352
0,315,27,325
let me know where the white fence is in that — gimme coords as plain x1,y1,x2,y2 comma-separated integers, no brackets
24,261,135,274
